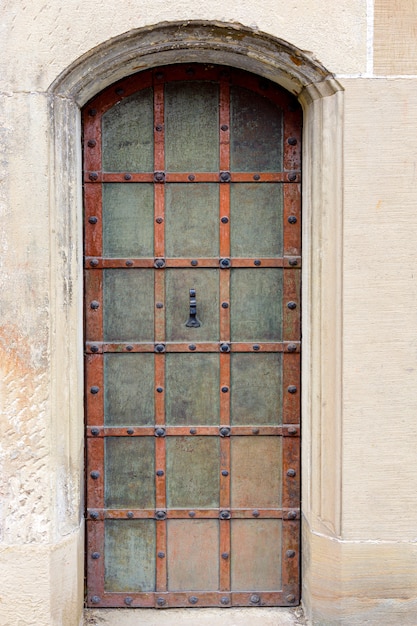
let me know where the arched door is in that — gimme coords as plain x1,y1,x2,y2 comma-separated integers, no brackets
83,64,301,609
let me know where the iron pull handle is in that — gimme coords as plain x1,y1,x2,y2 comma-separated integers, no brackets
186,288,201,328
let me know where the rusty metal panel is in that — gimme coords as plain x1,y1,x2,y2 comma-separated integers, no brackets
165,353,220,425
167,520,219,591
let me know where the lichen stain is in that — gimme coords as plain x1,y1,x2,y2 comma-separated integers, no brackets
290,55,303,67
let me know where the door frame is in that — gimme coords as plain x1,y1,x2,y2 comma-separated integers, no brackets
48,20,344,621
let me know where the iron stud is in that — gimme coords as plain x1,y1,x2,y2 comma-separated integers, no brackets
156,387,164,393
221,597,230,605
288,427,297,435
221,124,229,131
155,428,166,437
287,344,297,352
287,469,296,477
288,511,297,520
154,171,165,183
287,172,297,182
156,302,163,308
221,470,229,476
220,342,230,353
124,174,132,181
87,139,96,148
221,552,229,559
254,259,261,266
88,216,98,224
289,258,298,266
221,216,229,224
155,124,163,132
288,137,298,146
287,301,297,310
288,215,297,224
156,217,163,224
156,470,164,476
127,429,134,435
286,549,296,558
90,471,100,479
154,258,165,269
288,385,297,394
90,511,99,520
250,594,261,604
253,344,260,351
89,172,98,181
115,87,124,95
91,595,101,604
125,260,133,267
127,511,134,518
252,509,260,517
190,428,197,435
90,345,99,353
189,511,196,517
219,510,231,520
88,109,97,117
219,427,231,437
188,174,195,181
126,345,133,351
191,260,198,266
90,386,100,394
155,510,166,520
91,552,100,559
286,595,296,603
91,428,99,436
90,300,100,310
220,171,231,183
221,302,229,309
189,344,196,351
253,174,260,181
219,258,231,269
156,597,166,606
124,597,133,605
189,596,198,604
158,551,165,558
252,428,260,435
155,343,165,353
221,386,229,393
89,259,99,267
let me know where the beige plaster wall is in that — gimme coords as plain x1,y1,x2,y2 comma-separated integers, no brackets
2,1,417,625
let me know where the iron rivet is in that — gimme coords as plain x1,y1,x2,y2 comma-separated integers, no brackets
90,471,100,479
90,386,100,394
220,343,230,353
91,595,101,604
287,469,296,477
222,470,229,476
252,509,260,517
221,124,229,131
156,597,166,606
88,109,97,117
288,511,297,520
288,215,297,225
125,260,133,267
287,301,297,310
156,387,164,393
189,596,198,604
90,300,100,310
155,124,163,132
89,172,98,181
91,552,100,559
89,259,99,267
254,259,261,266
126,345,133,351
88,216,98,224
289,258,298,266
155,343,165,353
287,172,297,182
252,428,260,435
154,258,165,269
127,429,134,435
155,72,164,79
189,511,196,517
188,174,195,181
253,344,260,351
91,428,99,436
286,549,296,558
288,137,298,146
191,260,198,266
115,87,124,96
156,302,164,309
288,427,297,435
156,217,163,224
90,345,99,353
221,386,229,393
219,510,231,519
221,216,229,224
220,258,231,269
158,551,165,558
124,597,133,606
155,428,166,437
253,174,260,181
222,302,229,309
127,511,134,518
90,511,99,520
221,596,230,605
189,344,196,351
288,385,297,394
250,594,261,604
124,173,132,181
87,139,96,148
221,552,229,559
190,428,197,435
220,171,231,183
154,171,165,183
219,427,231,437
287,344,297,352
156,470,164,476
155,510,166,520
286,594,296,603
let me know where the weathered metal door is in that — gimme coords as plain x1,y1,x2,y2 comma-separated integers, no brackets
83,64,301,609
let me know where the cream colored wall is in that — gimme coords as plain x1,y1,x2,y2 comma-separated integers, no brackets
1,1,417,625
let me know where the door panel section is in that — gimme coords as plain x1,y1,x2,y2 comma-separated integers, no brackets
84,64,301,609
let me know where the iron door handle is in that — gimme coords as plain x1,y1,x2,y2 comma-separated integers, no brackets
186,288,201,328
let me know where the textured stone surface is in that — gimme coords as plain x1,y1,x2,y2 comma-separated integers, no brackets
375,0,417,74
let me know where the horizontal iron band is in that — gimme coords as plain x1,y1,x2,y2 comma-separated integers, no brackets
85,342,300,354
87,508,300,520
86,425,300,438
84,257,301,269
84,171,301,183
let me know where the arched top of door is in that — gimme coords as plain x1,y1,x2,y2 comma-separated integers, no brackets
49,20,343,106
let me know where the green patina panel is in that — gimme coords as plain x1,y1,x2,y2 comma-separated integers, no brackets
103,269,154,341
165,184,219,257
166,437,220,508
165,82,219,172
230,269,282,342
165,269,219,342
105,437,155,508
166,353,220,425
102,88,154,172
230,184,283,257
104,353,154,426
231,519,282,591
231,353,282,425
230,85,283,172
104,520,156,591
103,184,154,258
231,437,282,508
167,520,219,591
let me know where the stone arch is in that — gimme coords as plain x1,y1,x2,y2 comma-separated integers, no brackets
48,21,344,621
